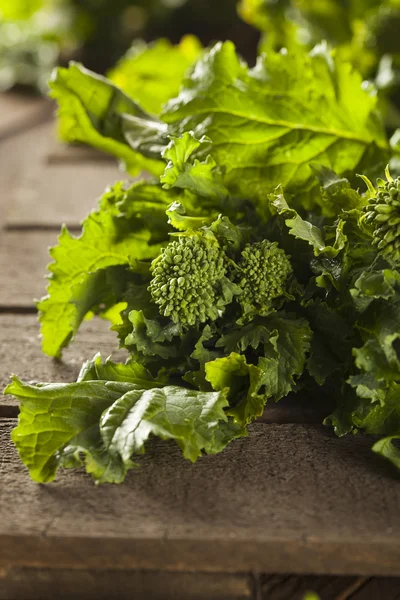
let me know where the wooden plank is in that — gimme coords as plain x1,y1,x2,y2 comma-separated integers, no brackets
0,567,252,600
0,315,128,412
259,574,363,599
0,94,51,142
0,420,399,576
0,122,125,229
0,231,57,307
5,161,127,230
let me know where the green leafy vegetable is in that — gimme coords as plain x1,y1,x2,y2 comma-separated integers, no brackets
5,31,400,482
108,36,202,116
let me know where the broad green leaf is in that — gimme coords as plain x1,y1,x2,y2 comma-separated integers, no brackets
49,62,165,175
38,182,169,358
5,376,137,483
5,376,233,483
100,384,230,464
108,36,202,116
162,42,389,207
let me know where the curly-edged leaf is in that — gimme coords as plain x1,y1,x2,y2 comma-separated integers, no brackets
255,314,312,401
4,376,234,483
162,41,389,207
271,188,347,257
108,36,202,116
354,303,400,382
166,201,215,231
49,62,165,175
205,352,264,426
38,182,167,359
217,314,311,400
311,164,363,215
161,132,229,199
350,268,400,312
78,353,166,388
125,310,182,360
305,300,355,385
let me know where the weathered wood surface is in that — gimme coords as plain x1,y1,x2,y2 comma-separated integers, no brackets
0,121,125,230
0,231,55,307
0,568,253,600
1,419,399,576
0,93,50,142
259,575,400,599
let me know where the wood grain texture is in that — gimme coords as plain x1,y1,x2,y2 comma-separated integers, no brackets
259,574,400,599
0,568,252,600
0,94,50,142
0,231,59,307
1,420,399,576
0,315,127,411
1,121,126,229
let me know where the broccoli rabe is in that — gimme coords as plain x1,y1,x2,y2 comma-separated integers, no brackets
360,171,400,265
149,234,228,327
149,225,294,328
237,240,293,318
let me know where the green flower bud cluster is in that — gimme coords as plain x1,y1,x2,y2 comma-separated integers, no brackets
149,235,227,327
237,240,292,316
361,176,400,264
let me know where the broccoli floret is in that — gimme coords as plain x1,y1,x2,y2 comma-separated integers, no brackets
360,174,400,264
237,240,293,317
149,235,228,327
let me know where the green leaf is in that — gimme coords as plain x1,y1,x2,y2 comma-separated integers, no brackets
49,62,165,175
100,384,231,464
350,268,400,311
125,310,182,360
205,352,264,426
162,42,389,207
161,132,229,199
373,436,400,471
4,376,233,483
38,182,167,358
272,187,347,257
305,300,355,385
108,36,202,116
5,376,137,483
255,314,312,401
214,314,312,415
78,353,164,388
166,201,215,232
354,303,400,382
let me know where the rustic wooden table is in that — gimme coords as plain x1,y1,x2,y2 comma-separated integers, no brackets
0,93,400,600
